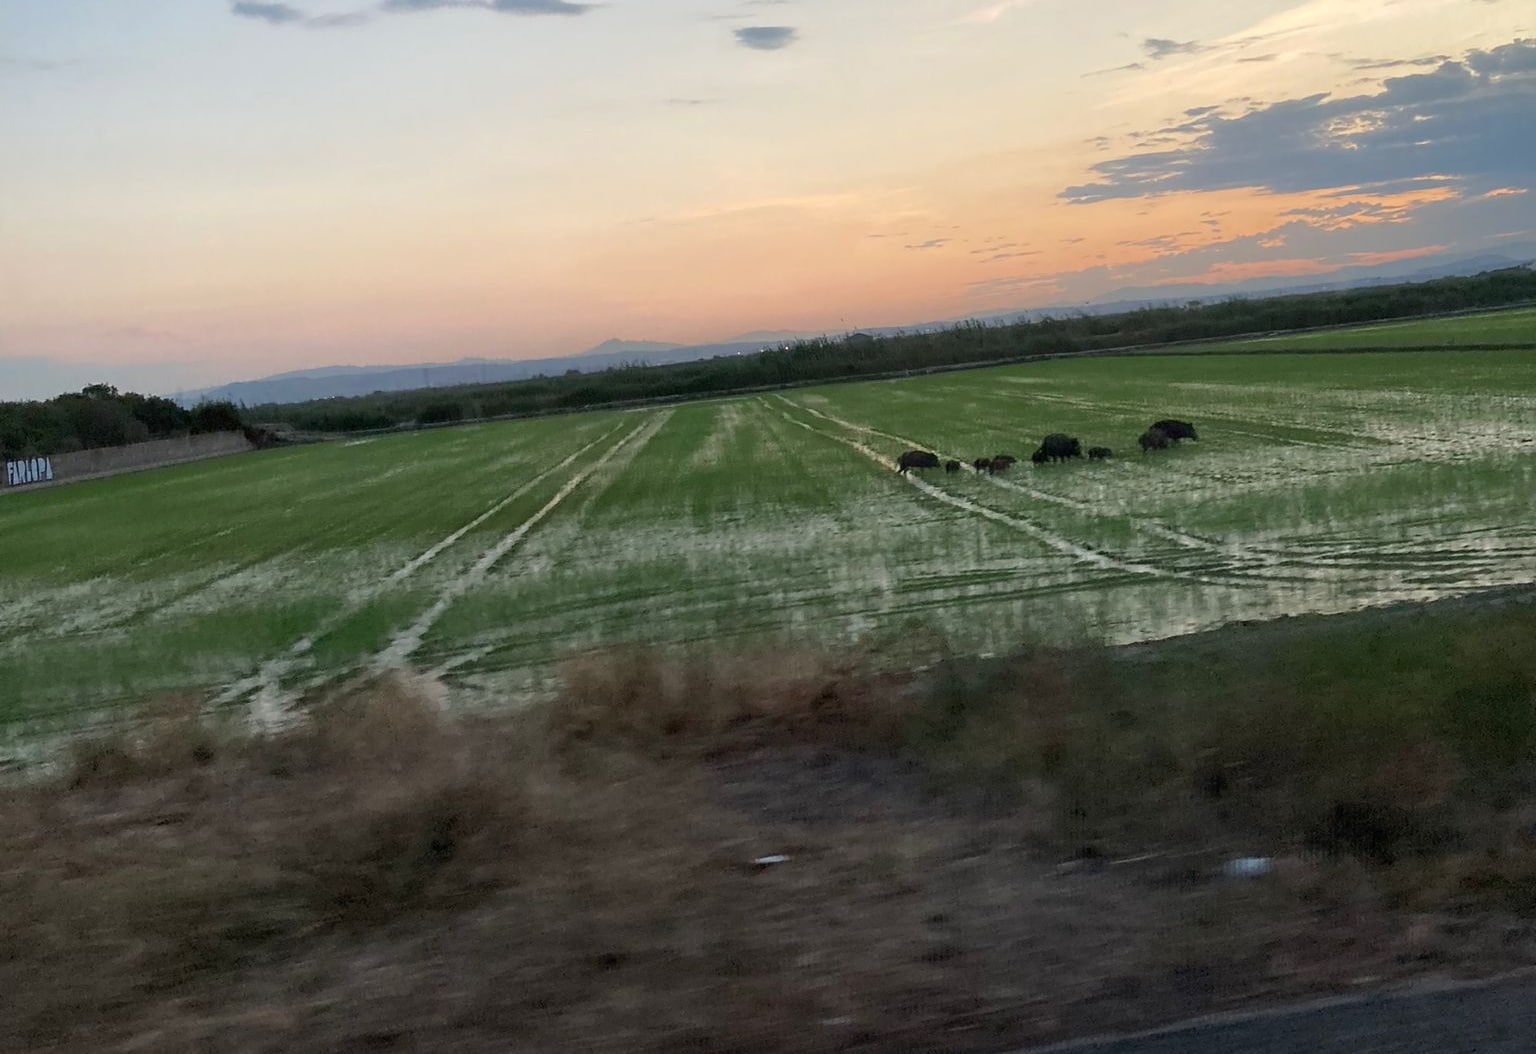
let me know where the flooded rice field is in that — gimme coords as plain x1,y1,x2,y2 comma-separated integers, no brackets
2,347,1534,735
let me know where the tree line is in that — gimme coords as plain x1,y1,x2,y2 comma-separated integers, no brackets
0,384,244,459
247,268,1536,434
8,269,1533,450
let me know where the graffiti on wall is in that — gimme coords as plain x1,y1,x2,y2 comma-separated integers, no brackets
4,457,54,487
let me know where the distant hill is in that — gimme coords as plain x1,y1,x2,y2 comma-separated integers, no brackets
177,339,779,407
577,339,685,358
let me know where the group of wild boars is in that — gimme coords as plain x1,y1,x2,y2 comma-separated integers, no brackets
1139,418,1198,453
1025,420,1199,464
900,420,1195,474
902,450,1015,475
901,450,1025,475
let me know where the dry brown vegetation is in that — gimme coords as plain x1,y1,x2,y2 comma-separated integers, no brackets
7,597,1536,1053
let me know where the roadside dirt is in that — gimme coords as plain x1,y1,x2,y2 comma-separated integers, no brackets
7,703,1536,1054
10,591,1536,1053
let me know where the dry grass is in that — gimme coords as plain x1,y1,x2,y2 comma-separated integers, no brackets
547,645,918,756
8,599,1536,1052
0,675,545,1052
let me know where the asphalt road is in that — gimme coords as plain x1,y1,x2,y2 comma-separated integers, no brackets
1017,973,1536,1054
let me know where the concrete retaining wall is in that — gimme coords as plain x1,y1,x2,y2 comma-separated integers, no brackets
2,431,255,492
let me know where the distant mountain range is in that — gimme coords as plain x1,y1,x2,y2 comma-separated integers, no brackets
177,338,783,407
177,245,1535,408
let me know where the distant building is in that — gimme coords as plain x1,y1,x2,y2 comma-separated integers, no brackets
845,332,875,346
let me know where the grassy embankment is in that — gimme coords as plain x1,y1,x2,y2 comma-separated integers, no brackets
7,592,1536,1053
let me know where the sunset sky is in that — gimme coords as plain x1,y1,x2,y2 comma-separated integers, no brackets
2,0,1533,397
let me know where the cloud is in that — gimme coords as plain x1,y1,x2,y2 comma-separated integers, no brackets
234,0,593,27
734,26,798,50
309,11,373,26
493,0,591,13
232,1,375,26
1064,38,1536,204
1084,60,1144,78
959,0,1037,25
1142,38,1207,61
1345,54,1450,71
964,274,1059,298
1083,35,1239,76
384,0,593,13
904,238,950,250
0,55,67,73
384,0,592,12
231,1,307,23
1028,197,1510,306
1469,37,1536,75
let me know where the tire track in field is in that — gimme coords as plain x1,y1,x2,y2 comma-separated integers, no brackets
996,389,1536,566
210,421,633,718
771,401,1234,584
970,459,1348,582
444,559,1146,683
6,441,605,645
779,398,1291,575
371,412,667,673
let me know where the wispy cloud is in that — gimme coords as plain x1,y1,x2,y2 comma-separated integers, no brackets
232,1,375,26
734,26,798,50
231,0,593,27
1344,54,1450,71
0,55,68,73
231,1,306,24
1142,37,1208,61
383,0,593,14
958,0,1036,25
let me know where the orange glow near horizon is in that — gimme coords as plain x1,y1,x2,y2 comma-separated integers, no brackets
2,1,1531,392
